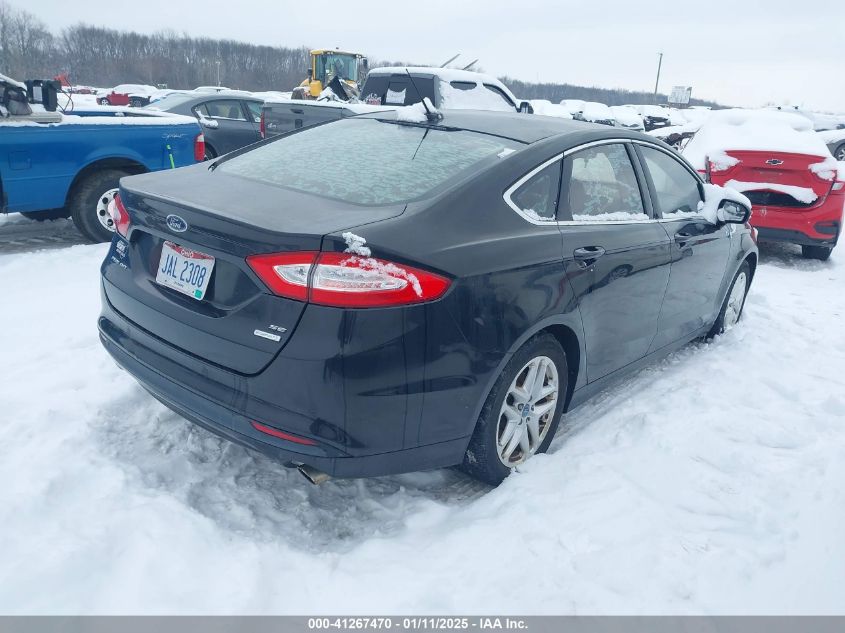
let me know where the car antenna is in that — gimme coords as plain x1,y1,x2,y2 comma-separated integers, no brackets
404,69,441,124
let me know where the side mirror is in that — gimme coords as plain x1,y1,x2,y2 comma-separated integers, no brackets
518,101,534,114
717,199,751,224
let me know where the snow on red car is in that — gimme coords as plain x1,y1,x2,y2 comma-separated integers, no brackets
684,109,845,260
98,84,157,107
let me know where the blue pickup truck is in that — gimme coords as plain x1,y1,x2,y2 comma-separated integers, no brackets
1,74,203,242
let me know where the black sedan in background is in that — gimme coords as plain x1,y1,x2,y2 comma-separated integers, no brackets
145,91,264,159
99,110,757,485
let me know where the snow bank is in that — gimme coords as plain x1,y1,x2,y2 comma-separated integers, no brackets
684,109,832,171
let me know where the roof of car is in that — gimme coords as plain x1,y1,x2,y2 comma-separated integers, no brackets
366,108,625,144
368,66,507,87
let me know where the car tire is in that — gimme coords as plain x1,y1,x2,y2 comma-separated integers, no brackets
708,260,751,338
460,333,568,486
801,245,832,261
834,143,845,162
203,144,217,161
21,209,71,221
69,169,130,243
98,98,110,106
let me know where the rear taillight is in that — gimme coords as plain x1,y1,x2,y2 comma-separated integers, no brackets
246,251,450,308
259,111,266,138
194,133,205,162
246,251,317,301
108,193,130,237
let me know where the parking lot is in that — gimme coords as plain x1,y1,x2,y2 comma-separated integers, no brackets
1,218,842,614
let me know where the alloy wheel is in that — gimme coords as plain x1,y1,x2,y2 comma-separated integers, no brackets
723,272,748,329
496,355,559,466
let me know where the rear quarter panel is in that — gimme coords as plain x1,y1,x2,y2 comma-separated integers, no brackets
320,140,592,445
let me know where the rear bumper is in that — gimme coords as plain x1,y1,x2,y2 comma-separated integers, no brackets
98,279,475,478
751,194,843,246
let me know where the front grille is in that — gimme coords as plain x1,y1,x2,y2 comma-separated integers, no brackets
745,190,816,208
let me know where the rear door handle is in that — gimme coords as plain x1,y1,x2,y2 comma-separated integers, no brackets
572,246,606,267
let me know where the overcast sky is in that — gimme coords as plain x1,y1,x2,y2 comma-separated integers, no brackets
25,0,845,111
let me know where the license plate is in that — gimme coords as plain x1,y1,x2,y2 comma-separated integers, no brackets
155,241,215,300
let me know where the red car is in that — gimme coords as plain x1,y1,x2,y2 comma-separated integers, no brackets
98,84,155,107
685,110,844,260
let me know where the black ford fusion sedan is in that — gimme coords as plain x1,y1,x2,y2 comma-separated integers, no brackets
99,110,757,485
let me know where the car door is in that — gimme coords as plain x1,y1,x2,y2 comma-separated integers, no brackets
194,99,257,155
558,141,672,383
242,100,263,144
634,143,732,350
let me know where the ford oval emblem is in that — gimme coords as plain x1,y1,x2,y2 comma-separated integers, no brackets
166,214,188,232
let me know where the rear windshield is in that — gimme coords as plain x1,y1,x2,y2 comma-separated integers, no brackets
218,118,521,206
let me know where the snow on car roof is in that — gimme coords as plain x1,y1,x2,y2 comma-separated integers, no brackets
368,66,503,85
610,105,643,127
0,72,25,89
582,102,613,120
1,108,199,127
683,108,833,170
112,84,157,94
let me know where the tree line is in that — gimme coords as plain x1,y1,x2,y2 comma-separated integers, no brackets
0,1,720,107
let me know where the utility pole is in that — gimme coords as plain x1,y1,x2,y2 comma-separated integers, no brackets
653,52,663,104
216,60,221,87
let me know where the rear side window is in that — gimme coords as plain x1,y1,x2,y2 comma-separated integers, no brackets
561,144,647,222
219,118,522,206
198,100,247,121
509,160,561,221
639,146,703,218
360,75,435,106
483,84,516,108
245,101,262,122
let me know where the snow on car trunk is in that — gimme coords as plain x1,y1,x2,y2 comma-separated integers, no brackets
0,240,844,614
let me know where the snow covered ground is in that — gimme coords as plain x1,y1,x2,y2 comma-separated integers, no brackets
0,219,844,614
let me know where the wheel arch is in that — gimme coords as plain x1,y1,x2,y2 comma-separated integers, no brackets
65,157,148,206
744,251,758,282
542,324,581,413
203,141,218,159
466,316,585,438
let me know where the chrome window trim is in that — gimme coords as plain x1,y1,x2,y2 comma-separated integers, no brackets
503,137,708,227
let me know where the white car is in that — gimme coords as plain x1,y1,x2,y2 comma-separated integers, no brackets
610,105,644,131
559,99,586,119
580,102,615,126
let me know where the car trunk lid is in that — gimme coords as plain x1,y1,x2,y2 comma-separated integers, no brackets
104,165,405,374
710,150,833,209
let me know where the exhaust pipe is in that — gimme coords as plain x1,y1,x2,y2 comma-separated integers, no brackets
297,464,331,485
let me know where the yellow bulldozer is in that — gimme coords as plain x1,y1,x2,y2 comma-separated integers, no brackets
292,49,368,100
